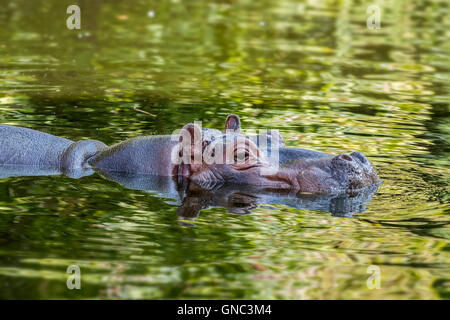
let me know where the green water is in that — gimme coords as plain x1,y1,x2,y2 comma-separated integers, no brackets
0,0,449,299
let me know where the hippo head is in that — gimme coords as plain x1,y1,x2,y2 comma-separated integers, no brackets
172,115,289,188
172,115,380,193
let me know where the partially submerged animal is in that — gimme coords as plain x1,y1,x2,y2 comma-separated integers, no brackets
0,114,380,193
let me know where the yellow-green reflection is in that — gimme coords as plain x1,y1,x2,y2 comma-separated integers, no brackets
0,0,448,299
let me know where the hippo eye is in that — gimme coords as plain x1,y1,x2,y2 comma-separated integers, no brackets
234,150,249,163
229,137,262,168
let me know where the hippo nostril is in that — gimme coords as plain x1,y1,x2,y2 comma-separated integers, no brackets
351,151,367,164
339,154,353,162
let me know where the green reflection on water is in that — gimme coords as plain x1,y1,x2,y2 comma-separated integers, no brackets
0,0,448,299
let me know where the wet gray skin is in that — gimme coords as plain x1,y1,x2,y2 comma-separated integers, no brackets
0,114,380,193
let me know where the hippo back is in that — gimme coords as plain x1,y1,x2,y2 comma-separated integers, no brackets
0,125,73,168
0,125,106,177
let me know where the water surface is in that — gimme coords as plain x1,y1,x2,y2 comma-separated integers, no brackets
0,0,448,299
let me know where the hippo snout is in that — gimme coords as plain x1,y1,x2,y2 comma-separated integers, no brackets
349,151,377,176
350,151,367,164
330,151,379,191
332,152,371,169
332,153,362,173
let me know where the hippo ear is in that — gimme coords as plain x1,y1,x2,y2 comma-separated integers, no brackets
225,114,241,133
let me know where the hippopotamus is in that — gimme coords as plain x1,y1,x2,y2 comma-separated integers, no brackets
0,114,380,193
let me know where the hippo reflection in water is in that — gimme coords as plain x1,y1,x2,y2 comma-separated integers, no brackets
99,172,380,218
0,114,381,216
